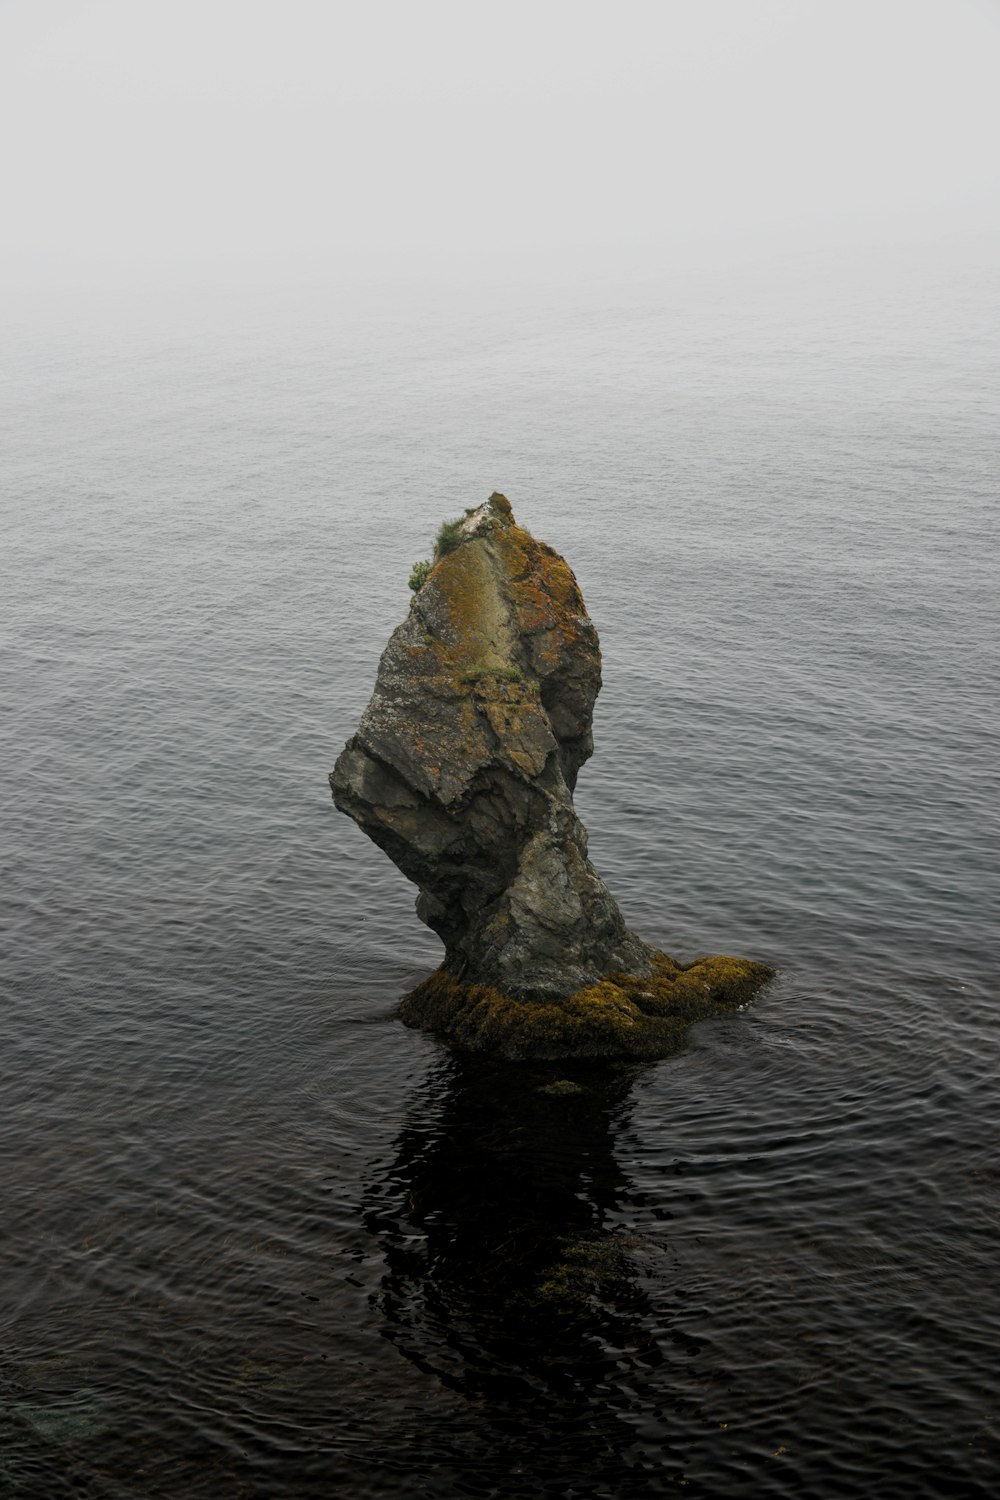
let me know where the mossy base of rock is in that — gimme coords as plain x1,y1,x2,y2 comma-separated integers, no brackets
399,951,775,1061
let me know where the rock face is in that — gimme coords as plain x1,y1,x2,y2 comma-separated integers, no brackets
330,493,651,999
330,493,773,1058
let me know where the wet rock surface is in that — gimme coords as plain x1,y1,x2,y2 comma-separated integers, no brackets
330,493,772,1055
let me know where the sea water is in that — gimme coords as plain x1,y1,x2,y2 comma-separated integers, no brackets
2,241,998,1497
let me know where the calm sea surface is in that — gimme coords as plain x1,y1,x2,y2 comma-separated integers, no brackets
2,245,998,1498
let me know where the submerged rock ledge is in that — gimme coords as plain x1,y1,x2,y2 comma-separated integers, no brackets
400,952,774,1061
330,492,773,1059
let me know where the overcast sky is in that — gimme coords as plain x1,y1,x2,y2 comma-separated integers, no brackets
2,0,999,289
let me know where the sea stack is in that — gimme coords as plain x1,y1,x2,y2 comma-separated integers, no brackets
330,494,772,1058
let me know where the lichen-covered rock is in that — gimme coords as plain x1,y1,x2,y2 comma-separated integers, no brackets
329,493,773,1051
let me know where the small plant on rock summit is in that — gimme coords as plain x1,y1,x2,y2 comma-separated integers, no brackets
434,517,464,559
408,559,432,592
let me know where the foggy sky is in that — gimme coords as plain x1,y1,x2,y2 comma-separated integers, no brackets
2,0,999,290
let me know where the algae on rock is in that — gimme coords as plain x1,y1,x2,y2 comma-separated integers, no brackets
329,492,773,1058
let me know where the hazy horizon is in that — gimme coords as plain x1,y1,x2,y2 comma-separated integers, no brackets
3,0,999,306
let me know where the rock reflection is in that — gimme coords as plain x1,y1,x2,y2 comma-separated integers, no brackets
363,1055,692,1492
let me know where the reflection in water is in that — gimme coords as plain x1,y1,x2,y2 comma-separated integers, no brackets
364,1056,703,1495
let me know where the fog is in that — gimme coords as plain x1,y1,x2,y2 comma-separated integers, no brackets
2,0,999,301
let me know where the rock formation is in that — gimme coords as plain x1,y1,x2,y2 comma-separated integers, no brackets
330,494,772,1059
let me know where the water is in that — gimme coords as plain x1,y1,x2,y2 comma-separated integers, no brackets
2,242,999,1497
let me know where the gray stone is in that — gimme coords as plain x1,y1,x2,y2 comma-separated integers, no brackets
329,494,653,999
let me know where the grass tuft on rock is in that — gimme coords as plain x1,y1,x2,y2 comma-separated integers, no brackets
434,516,464,559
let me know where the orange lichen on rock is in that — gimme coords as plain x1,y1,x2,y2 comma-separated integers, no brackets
495,524,593,674
399,951,775,1061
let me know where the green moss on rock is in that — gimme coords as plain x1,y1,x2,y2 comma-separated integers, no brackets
399,950,775,1061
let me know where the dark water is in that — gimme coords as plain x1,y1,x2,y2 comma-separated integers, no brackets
2,246,999,1497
